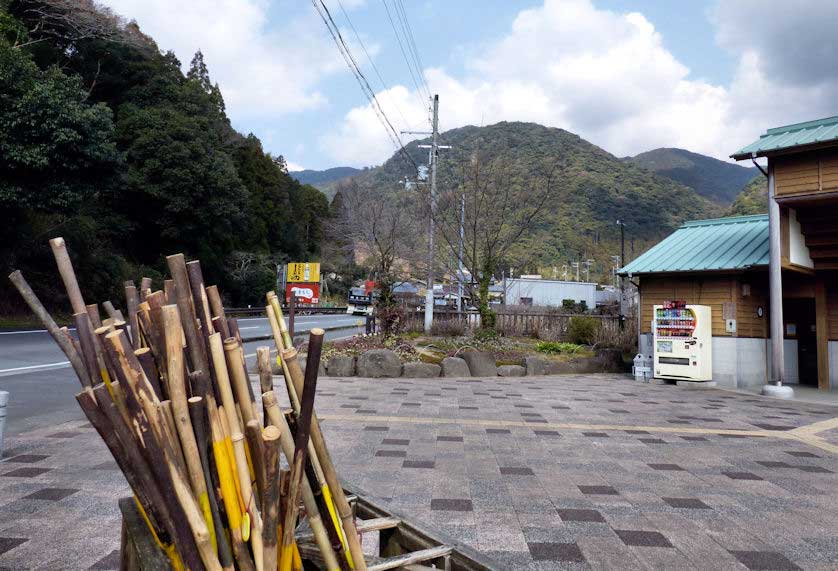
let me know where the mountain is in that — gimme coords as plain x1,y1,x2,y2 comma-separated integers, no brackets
348,122,722,280
291,167,361,198
626,147,756,204
728,175,768,216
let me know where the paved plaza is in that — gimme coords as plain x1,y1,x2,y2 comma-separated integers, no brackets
2,373,838,569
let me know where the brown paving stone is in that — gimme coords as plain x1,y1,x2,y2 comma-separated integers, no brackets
0,538,28,556
23,487,79,501
614,530,673,548
662,497,711,509
499,467,534,476
527,541,585,562
557,508,606,523
4,454,49,464
430,499,473,511
724,471,763,481
578,485,618,496
729,550,801,570
1,467,52,478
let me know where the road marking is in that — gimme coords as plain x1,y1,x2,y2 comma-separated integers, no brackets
239,326,259,330
0,328,76,335
0,361,71,374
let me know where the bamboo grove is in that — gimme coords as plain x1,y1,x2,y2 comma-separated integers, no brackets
8,238,368,571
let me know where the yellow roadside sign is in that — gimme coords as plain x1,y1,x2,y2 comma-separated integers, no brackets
286,262,320,283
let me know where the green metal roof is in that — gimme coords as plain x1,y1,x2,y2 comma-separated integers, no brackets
619,214,768,275
732,115,838,159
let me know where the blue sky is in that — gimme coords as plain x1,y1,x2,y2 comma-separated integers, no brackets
104,0,838,170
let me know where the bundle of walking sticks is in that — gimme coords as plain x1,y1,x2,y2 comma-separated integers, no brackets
9,237,367,571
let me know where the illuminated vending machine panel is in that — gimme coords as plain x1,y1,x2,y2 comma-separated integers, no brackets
653,302,712,381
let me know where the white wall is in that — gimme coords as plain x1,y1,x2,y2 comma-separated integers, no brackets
788,209,814,268
830,341,838,390
711,337,768,389
506,278,596,308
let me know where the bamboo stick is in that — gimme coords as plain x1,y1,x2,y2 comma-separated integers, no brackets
125,281,141,349
102,300,125,322
9,271,91,387
261,425,280,571
207,285,231,340
160,305,215,546
223,338,257,428
164,279,175,305
281,346,366,571
245,420,266,502
167,254,210,376
86,303,102,329
160,400,188,476
135,348,163,400
103,331,207,571
76,313,109,386
257,346,274,396
189,396,233,570
263,392,340,571
209,402,255,571
49,237,86,315
186,260,214,339
280,328,325,571
233,431,264,571
140,277,153,301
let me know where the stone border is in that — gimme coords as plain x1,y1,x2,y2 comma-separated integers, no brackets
306,348,624,378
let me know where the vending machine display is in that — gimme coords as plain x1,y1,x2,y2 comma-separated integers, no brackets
653,302,712,381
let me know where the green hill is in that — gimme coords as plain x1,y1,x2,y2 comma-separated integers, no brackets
728,175,768,215
292,167,361,198
347,122,721,280
627,147,756,204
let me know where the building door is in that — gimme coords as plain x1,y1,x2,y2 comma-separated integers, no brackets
785,298,818,386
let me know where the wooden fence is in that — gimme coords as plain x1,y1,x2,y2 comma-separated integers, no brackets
399,309,620,339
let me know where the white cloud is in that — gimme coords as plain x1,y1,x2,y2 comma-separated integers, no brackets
322,0,838,167
286,160,305,172
100,0,345,123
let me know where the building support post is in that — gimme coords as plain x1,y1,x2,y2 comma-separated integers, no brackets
815,278,829,391
764,161,794,398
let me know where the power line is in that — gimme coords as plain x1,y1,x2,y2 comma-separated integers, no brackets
311,0,418,170
381,0,430,113
393,0,431,100
335,0,411,129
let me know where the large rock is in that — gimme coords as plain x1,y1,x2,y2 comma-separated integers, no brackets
524,356,550,376
356,349,402,378
440,357,470,378
299,354,326,378
497,364,525,377
325,355,355,377
401,362,441,378
460,351,497,377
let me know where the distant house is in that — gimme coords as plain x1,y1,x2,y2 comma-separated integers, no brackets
620,116,838,394
504,277,597,309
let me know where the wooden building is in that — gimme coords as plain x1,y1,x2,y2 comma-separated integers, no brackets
621,116,838,393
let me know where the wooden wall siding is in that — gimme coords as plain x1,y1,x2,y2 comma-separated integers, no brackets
736,278,769,338
774,149,838,197
829,282,838,340
640,276,748,337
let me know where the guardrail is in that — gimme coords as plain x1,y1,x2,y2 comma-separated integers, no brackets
225,306,348,317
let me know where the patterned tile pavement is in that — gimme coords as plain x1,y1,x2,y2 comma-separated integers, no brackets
1,373,838,569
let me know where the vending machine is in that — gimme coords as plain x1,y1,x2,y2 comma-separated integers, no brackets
653,302,712,381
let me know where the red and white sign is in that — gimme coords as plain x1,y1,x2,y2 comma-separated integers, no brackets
286,283,320,304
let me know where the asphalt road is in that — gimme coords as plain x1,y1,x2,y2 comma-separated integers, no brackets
0,314,365,436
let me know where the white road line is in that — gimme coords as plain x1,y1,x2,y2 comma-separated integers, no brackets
0,361,70,374
0,328,76,335
238,326,259,330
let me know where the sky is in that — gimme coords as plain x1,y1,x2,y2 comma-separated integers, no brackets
100,0,838,171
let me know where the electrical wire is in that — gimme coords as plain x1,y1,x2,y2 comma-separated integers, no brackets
381,0,431,113
311,0,418,170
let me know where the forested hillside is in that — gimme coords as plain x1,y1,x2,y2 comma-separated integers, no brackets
0,0,330,312
627,147,756,204
728,175,768,215
292,167,361,198
345,122,722,282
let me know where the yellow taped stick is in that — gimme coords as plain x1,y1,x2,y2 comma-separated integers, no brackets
322,485,352,568
198,492,216,552
134,495,184,571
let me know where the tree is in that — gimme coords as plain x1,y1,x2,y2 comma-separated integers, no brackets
435,154,557,328
330,179,421,332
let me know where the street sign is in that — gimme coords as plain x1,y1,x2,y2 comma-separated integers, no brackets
286,262,320,283
286,283,320,304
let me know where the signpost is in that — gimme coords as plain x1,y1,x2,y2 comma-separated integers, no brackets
285,283,320,305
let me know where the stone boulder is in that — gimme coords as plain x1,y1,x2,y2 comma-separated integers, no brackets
460,351,497,377
401,362,441,378
325,355,355,377
356,349,402,378
299,355,326,378
497,364,525,377
440,357,470,378
524,356,550,376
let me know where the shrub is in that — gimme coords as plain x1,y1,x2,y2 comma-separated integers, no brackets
566,316,600,345
535,341,584,355
473,327,499,342
593,321,638,353
431,319,465,337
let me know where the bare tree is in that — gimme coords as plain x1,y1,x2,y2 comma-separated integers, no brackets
328,179,422,331
10,0,151,51
435,154,558,328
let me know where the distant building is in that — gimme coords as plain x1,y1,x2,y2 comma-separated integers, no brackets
504,277,597,309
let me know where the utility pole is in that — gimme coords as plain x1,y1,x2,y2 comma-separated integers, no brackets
402,95,446,334
456,190,465,314
616,220,626,327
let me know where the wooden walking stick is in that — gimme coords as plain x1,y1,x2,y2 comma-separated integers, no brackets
280,328,325,571
262,392,339,571
232,430,265,571
8,271,90,387
261,425,281,571
125,281,141,349
86,303,102,329
223,337,259,426
102,300,125,322
186,260,215,338
281,346,366,570
167,254,210,375
140,277,153,301
189,396,234,571
206,285,231,340
161,305,215,549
